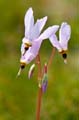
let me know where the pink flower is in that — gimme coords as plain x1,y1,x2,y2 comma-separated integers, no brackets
21,7,47,55
20,8,59,67
49,22,71,63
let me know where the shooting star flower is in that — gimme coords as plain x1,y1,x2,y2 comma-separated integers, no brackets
20,7,47,68
49,22,71,63
21,7,47,55
20,25,59,67
20,7,59,69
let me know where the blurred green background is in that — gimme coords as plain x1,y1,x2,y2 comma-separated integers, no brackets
0,0,79,120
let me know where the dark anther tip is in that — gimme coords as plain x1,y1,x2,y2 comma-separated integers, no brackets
20,64,25,69
25,47,29,51
62,53,67,59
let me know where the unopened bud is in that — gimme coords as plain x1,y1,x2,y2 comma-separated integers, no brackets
28,64,35,79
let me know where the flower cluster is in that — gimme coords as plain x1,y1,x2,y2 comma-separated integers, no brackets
20,7,71,69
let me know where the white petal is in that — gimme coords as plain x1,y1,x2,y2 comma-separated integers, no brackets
49,34,62,52
35,16,47,34
37,25,59,40
24,7,34,39
30,16,48,40
59,22,71,50
30,22,39,40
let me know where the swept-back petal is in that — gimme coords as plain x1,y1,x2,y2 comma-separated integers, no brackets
24,7,34,39
35,16,47,34
37,25,59,40
30,16,48,40
49,34,62,52
59,22,71,50
29,22,39,40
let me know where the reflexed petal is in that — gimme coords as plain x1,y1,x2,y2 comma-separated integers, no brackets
59,22,71,50
30,16,48,40
37,25,59,40
24,7,34,39
35,16,47,34
30,23,39,40
49,34,62,52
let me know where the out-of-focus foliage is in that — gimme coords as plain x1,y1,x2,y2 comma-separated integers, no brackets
0,0,79,120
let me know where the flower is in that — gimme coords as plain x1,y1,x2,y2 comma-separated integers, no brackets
20,7,59,68
21,7,47,54
20,25,59,66
49,22,71,63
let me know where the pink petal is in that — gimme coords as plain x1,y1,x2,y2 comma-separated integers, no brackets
24,7,34,39
30,16,48,40
49,34,62,52
35,16,48,34
59,22,71,50
37,25,59,40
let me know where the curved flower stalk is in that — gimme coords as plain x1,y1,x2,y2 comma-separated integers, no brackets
49,22,71,63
